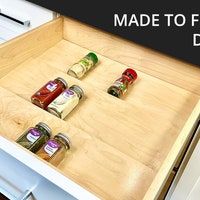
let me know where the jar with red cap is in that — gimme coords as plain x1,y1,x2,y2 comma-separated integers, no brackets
107,68,138,98
31,77,68,110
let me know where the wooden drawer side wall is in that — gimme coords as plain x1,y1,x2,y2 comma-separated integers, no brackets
63,17,200,96
0,17,63,78
144,101,200,200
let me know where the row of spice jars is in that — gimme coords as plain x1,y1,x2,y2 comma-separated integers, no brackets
67,52,138,98
31,52,138,118
16,122,71,166
31,78,84,119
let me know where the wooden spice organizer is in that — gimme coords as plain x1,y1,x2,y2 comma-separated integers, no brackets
0,17,200,200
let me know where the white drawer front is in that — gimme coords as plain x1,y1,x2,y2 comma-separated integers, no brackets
0,137,99,200
0,0,54,43
0,148,76,200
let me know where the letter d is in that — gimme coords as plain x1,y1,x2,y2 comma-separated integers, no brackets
193,34,200,46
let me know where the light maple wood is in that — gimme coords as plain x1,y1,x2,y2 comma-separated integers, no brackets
0,86,154,200
0,17,199,199
63,17,200,96
0,38,199,199
144,100,200,200
0,17,62,78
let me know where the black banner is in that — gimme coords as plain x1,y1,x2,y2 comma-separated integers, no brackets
27,0,200,66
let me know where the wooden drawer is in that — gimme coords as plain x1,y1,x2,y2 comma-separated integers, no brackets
0,17,199,200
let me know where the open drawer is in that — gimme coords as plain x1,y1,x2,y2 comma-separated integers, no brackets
0,17,199,200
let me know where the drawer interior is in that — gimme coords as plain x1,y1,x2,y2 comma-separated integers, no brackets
0,17,199,200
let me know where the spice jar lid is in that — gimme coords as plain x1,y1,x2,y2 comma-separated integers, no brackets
69,85,84,100
55,133,71,149
87,52,98,64
37,122,52,137
55,77,68,89
122,68,138,84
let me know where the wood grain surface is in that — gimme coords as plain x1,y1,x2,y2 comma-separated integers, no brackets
0,86,154,200
0,17,62,78
63,17,200,96
0,38,199,199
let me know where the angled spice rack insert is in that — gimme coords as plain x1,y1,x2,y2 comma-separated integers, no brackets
0,17,199,200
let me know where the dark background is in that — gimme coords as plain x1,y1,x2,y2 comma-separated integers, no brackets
27,0,200,66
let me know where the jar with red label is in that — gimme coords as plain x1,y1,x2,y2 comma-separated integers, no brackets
107,68,138,98
31,77,68,110
36,133,71,166
16,122,52,153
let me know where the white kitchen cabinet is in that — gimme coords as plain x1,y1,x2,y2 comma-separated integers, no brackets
0,149,76,200
166,123,200,200
0,0,55,43
0,137,98,200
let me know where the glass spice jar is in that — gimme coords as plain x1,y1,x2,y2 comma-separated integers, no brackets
67,52,98,79
36,133,71,166
16,122,52,153
107,68,138,98
47,85,84,119
31,77,68,110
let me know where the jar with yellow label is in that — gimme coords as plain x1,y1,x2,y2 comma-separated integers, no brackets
36,133,71,166
67,52,98,79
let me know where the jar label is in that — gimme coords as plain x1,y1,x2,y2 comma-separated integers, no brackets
79,58,93,71
48,89,79,119
44,140,60,157
114,80,127,93
63,90,75,98
53,89,77,105
26,128,41,144
46,82,58,92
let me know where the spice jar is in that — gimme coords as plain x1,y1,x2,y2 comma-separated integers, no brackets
47,85,84,119
16,122,52,153
31,77,68,110
36,133,71,166
107,68,138,98
67,52,98,79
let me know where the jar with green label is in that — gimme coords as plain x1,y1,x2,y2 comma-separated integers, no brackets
36,133,71,166
67,52,98,79
16,122,52,153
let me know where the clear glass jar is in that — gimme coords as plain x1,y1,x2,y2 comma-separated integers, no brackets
67,52,98,79
31,77,68,110
107,68,138,98
36,133,71,166
16,122,52,153
47,85,84,119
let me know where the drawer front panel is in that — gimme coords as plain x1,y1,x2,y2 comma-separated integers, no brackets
0,0,55,42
